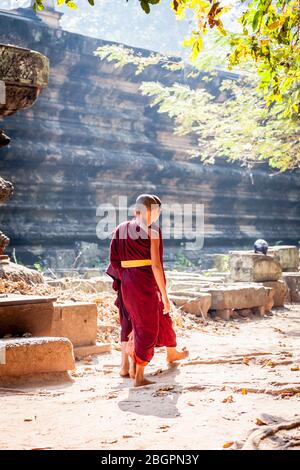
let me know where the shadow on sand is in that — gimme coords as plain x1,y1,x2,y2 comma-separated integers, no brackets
117,363,183,418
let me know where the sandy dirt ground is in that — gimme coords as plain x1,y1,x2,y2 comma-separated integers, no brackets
0,304,300,450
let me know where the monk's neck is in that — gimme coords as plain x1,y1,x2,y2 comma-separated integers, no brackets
134,216,149,232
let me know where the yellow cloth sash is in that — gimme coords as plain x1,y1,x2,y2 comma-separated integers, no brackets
121,259,152,268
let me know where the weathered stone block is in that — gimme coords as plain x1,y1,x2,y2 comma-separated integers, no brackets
170,293,211,318
51,302,98,347
263,280,288,307
282,273,300,303
229,252,282,282
0,337,74,377
205,284,268,310
268,245,299,272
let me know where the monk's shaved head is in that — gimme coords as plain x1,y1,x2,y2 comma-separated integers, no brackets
135,194,161,211
151,194,162,207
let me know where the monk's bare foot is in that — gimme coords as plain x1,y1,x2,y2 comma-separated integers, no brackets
129,362,136,379
167,347,189,363
119,368,130,378
134,377,156,387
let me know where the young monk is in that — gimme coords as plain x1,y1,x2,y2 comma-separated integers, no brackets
106,194,189,387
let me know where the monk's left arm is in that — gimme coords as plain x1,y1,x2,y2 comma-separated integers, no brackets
150,230,170,314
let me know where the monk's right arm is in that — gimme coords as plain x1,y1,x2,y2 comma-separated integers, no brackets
150,233,170,314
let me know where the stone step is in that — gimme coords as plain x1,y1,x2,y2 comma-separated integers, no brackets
229,252,282,282
0,336,75,378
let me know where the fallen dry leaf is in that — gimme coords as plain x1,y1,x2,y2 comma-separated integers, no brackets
291,365,299,371
223,441,234,449
255,418,267,426
222,395,234,403
101,439,118,444
266,360,275,367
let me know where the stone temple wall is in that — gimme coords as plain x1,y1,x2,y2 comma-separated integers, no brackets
0,10,299,266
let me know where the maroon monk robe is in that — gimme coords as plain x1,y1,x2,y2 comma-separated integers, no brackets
106,219,176,364
106,234,132,344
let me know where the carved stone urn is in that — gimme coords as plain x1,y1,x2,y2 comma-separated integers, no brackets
0,44,49,263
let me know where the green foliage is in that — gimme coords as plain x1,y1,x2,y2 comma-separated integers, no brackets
34,1,299,119
33,0,45,11
34,0,78,9
35,0,299,168
33,261,44,272
173,252,194,269
94,44,185,75
227,0,300,120
171,1,300,119
34,0,160,13
139,0,160,14
95,43,299,171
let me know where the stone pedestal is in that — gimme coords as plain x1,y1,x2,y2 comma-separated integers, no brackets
0,42,49,266
0,44,49,117
229,251,282,282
